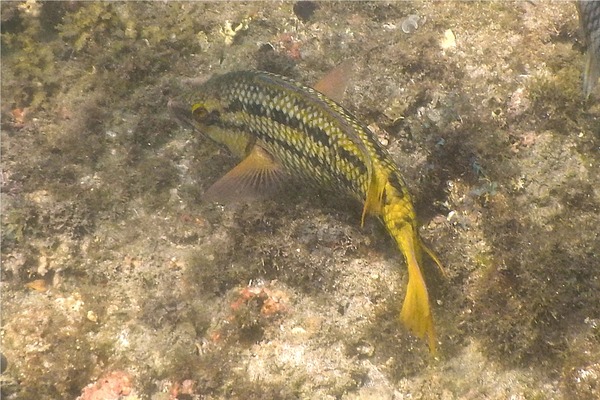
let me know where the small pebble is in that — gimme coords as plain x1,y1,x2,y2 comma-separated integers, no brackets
291,326,307,335
401,15,421,34
26,279,47,292
87,310,98,322
440,29,457,49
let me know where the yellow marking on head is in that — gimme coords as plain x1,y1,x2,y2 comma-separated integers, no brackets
191,103,204,113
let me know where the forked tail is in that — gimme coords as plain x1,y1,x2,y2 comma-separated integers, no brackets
396,225,437,354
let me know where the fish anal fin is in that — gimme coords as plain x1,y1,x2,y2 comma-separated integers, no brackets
313,60,354,103
421,239,447,278
204,146,286,203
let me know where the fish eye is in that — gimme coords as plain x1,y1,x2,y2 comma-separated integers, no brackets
191,104,209,122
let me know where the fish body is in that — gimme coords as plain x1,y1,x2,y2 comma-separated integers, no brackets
577,0,600,97
175,70,442,352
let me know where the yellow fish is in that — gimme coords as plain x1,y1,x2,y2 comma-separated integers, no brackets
170,65,444,353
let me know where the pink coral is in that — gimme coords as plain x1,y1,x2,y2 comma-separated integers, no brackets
77,371,133,400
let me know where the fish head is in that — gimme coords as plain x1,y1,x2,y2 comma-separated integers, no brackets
168,74,224,131
170,73,253,158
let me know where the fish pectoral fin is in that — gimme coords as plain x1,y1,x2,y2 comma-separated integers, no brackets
313,60,354,103
204,146,287,203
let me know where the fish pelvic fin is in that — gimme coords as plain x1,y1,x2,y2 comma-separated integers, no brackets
204,145,287,203
360,168,386,228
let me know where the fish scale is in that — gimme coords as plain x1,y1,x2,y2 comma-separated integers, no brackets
174,69,443,353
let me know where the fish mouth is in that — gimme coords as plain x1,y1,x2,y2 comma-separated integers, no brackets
167,99,196,130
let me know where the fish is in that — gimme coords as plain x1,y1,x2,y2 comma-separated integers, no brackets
577,0,600,97
170,65,444,353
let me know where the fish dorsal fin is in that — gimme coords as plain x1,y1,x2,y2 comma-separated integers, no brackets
313,60,354,103
204,146,287,203
360,168,386,227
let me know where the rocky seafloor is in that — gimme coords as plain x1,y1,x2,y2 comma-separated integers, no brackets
1,1,599,399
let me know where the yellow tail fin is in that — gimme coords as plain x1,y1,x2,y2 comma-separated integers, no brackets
397,227,437,354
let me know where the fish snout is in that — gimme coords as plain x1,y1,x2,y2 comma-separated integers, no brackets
168,99,195,129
